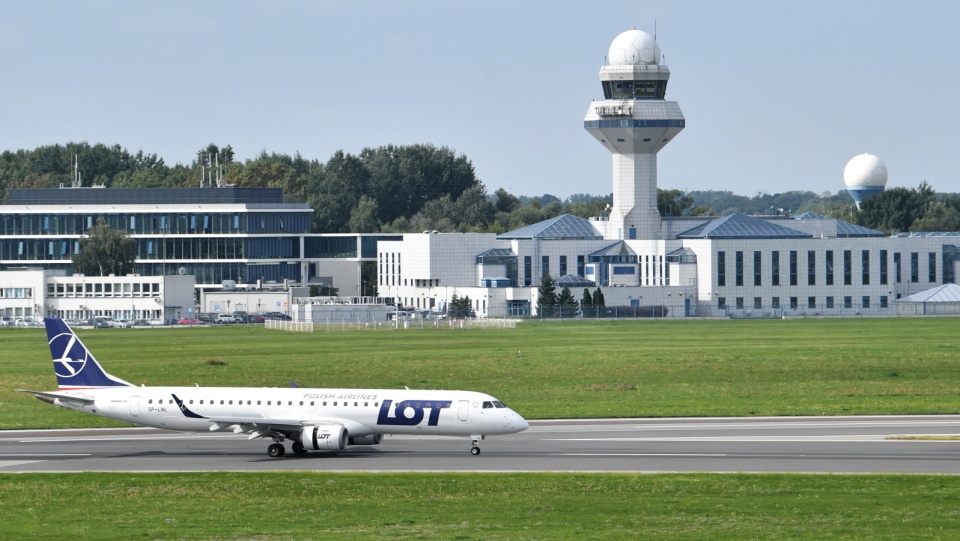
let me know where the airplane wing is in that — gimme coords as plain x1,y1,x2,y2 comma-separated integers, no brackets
205,414,372,439
16,389,96,405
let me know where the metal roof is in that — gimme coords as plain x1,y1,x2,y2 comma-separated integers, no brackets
677,212,811,239
497,214,602,240
898,283,960,303
556,274,596,288
588,241,636,258
792,212,884,238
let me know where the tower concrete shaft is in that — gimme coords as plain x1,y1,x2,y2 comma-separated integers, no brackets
584,62,684,240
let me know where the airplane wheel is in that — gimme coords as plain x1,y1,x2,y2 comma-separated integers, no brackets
470,446,481,456
268,443,286,458
292,441,307,455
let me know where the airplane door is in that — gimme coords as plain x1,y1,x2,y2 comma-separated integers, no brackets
130,396,140,417
458,400,470,422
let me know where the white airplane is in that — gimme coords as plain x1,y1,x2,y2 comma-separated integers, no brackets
17,318,528,457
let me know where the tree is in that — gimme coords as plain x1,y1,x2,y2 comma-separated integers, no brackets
494,188,520,213
593,287,605,307
557,286,578,317
348,195,382,233
855,182,935,234
72,217,136,276
657,188,694,216
447,293,474,319
537,275,558,317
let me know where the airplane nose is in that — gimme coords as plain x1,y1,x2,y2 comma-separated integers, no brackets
514,412,529,431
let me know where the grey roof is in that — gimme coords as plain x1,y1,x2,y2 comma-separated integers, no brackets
588,241,636,258
476,248,515,257
677,212,811,239
556,274,596,288
898,232,960,238
498,214,602,240
792,212,884,238
898,283,960,303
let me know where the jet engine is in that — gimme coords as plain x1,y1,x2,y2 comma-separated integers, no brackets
348,434,383,446
299,425,347,451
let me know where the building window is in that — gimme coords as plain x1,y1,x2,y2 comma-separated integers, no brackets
754,297,762,309
771,251,780,286
808,296,816,309
717,251,726,287
542,256,549,278
911,252,919,283
844,250,852,285
862,250,870,285
789,251,798,286
524,256,532,286
753,251,762,286
880,295,889,308
772,297,780,309
826,296,834,309
718,297,726,309
929,252,937,282
577,255,585,277
825,250,834,286
559,255,567,277
789,297,798,310
880,250,888,285
862,296,870,309
735,251,744,286
735,297,744,309
844,296,853,309
807,250,816,286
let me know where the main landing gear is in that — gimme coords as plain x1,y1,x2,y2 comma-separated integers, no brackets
470,435,485,456
267,443,285,457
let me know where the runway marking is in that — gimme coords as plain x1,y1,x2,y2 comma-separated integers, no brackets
0,461,44,468
547,436,908,442
0,454,91,457
563,453,728,457
19,435,244,443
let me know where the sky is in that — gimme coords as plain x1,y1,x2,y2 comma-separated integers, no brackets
2,1,959,200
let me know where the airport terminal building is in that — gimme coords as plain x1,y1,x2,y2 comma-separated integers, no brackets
376,29,960,318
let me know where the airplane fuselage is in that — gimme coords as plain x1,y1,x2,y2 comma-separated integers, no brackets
51,386,526,437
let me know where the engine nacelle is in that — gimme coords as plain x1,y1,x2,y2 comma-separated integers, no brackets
348,434,383,446
299,425,347,451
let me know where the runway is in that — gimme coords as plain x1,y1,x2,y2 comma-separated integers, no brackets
3,415,960,474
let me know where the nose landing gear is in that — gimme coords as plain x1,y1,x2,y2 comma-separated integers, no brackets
470,435,485,456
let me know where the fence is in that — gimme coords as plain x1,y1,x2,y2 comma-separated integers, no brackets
265,318,519,332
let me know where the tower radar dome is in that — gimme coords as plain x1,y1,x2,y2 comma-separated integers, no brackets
608,29,660,66
843,152,888,209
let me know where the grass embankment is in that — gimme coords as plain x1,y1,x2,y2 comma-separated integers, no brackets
3,318,959,429
1,472,959,540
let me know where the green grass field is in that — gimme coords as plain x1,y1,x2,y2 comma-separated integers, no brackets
3,318,960,429
1,472,960,540
3,319,960,539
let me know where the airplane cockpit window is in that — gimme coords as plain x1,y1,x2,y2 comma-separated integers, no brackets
482,401,493,409
493,401,506,408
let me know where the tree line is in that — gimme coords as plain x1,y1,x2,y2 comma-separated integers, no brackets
1,142,958,235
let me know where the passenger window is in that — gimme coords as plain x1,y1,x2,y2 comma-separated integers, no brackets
333,402,337,406
288,401,293,406
374,402,379,407
257,401,261,405
299,401,303,406
228,400,233,405
364,402,368,407
220,400,224,405
148,399,153,404
322,401,326,406
199,400,204,404
267,401,271,406
189,400,193,404
354,402,358,406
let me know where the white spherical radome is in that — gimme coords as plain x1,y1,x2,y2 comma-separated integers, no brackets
843,153,888,188
608,29,660,66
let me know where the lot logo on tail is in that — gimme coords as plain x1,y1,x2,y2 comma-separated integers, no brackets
50,332,89,379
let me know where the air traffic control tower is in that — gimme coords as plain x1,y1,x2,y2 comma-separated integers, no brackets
584,29,685,240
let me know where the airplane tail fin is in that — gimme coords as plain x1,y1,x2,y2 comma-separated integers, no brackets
44,318,133,390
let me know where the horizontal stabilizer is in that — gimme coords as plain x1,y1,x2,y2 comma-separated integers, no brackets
16,389,96,405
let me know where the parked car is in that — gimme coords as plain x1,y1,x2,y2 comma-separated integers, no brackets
215,314,237,324
15,318,41,327
245,314,265,324
0,316,14,327
110,319,133,328
262,312,291,321
132,319,151,327
177,317,201,325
